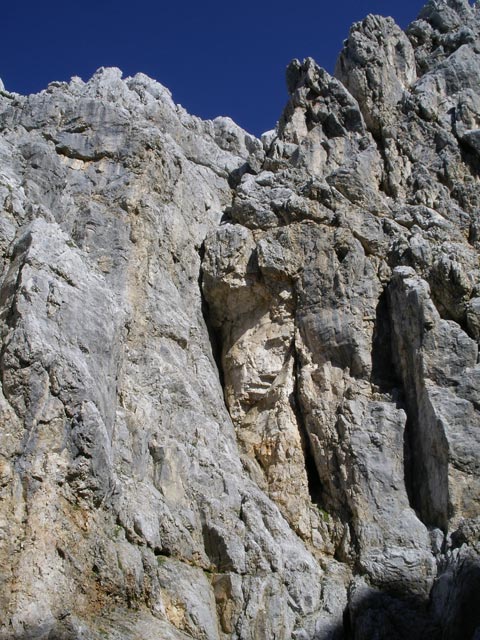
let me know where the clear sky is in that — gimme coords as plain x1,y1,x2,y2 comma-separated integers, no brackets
3,0,428,136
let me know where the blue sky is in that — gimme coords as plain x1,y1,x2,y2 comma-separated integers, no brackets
3,1,427,136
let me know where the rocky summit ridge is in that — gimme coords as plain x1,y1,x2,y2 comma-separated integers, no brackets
0,0,480,638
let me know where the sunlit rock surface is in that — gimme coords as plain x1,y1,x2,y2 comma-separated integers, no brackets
0,1,479,638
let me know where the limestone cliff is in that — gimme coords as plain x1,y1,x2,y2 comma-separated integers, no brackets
0,1,479,638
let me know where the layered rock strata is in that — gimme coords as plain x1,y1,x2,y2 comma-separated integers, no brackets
0,1,479,638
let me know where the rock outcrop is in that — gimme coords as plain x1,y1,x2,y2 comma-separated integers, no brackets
0,1,479,638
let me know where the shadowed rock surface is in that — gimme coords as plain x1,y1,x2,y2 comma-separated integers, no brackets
0,1,479,638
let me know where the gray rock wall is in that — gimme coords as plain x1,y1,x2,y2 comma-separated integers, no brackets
0,1,479,638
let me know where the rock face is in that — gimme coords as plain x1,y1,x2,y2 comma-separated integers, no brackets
0,1,479,638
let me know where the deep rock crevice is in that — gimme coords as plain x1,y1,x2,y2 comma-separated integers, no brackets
198,239,226,391
290,336,324,508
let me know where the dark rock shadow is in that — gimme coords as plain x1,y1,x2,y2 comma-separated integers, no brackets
371,289,401,393
325,553,480,640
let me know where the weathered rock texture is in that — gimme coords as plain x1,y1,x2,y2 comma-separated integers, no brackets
0,1,479,638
